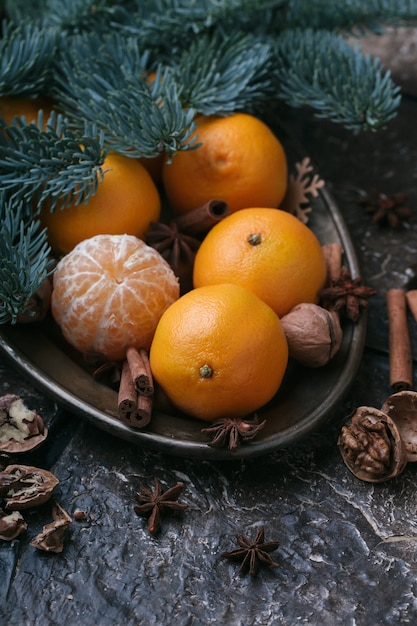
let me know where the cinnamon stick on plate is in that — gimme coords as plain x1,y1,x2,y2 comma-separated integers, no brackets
117,360,137,423
126,347,154,396
321,242,342,284
133,349,154,427
118,349,154,428
173,199,231,236
386,289,413,392
134,392,153,429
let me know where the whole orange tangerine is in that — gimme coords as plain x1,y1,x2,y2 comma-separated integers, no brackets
51,234,179,361
162,113,288,215
149,283,288,422
41,152,161,255
193,207,327,318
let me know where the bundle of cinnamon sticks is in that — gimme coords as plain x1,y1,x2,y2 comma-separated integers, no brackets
117,347,154,428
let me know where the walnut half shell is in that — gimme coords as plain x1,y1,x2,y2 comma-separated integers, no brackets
338,406,408,482
0,394,48,454
30,501,72,553
1,465,59,510
381,390,417,462
0,509,27,540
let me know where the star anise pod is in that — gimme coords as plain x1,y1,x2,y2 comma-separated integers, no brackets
221,526,280,577
144,221,201,273
358,188,412,228
201,414,266,452
319,266,376,322
134,478,187,535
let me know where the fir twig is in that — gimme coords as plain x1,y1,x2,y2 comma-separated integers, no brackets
0,196,53,325
115,0,288,55
271,28,401,132
169,31,275,115
0,112,107,212
52,32,200,160
0,20,57,97
4,0,126,33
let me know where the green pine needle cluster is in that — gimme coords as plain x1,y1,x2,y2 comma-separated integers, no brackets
0,196,53,324
0,0,416,323
272,29,401,131
0,113,107,211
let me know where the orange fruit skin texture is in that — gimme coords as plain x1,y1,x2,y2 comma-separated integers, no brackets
41,152,161,255
162,113,288,215
51,234,179,361
149,283,288,422
193,208,327,319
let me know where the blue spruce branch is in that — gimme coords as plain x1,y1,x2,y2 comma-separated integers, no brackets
0,196,53,324
0,20,57,96
52,31,199,160
272,29,401,132
0,112,107,212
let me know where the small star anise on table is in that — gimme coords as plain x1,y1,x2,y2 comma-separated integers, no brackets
134,478,187,535
201,414,266,452
221,526,280,577
319,266,376,322
358,188,412,228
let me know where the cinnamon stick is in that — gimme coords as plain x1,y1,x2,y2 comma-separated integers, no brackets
118,349,155,429
173,200,231,236
386,289,413,392
406,289,417,323
117,360,153,428
139,348,154,395
126,347,154,396
117,360,137,419
321,242,342,284
134,392,153,428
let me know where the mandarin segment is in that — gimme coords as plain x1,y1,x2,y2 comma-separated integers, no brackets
193,208,327,318
149,284,288,422
51,234,179,361
162,113,288,215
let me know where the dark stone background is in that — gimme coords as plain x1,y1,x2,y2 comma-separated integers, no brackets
2,28,417,626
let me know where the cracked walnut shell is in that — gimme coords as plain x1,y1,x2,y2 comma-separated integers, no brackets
0,509,27,540
1,465,59,510
381,390,417,463
30,501,72,553
0,394,48,453
338,406,408,482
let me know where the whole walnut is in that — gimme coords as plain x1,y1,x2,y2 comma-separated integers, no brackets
280,303,343,367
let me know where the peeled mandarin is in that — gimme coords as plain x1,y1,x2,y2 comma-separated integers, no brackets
51,234,179,361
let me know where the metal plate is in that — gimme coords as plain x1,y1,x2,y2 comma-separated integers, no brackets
0,131,366,459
